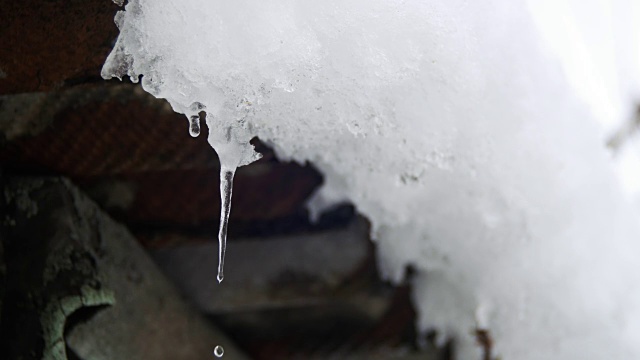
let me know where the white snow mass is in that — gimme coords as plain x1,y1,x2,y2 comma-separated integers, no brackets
102,0,640,358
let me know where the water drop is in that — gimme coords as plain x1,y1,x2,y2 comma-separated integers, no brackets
189,115,200,137
213,345,224,357
217,167,235,283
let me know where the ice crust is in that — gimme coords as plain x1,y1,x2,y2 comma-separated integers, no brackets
103,0,640,359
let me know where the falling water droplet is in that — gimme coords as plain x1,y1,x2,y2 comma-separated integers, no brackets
217,167,235,283
213,345,224,358
189,115,201,137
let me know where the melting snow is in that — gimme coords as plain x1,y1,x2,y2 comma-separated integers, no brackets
102,0,640,358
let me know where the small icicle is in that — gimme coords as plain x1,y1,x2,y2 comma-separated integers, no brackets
189,115,201,137
188,102,205,137
217,165,236,283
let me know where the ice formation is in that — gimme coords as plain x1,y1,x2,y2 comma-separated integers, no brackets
216,168,234,283
102,0,640,359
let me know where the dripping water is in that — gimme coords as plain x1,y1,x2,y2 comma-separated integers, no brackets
191,111,235,284
213,345,224,357
217,166,235,283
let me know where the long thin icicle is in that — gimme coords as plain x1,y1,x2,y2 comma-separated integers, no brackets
217,166,235,283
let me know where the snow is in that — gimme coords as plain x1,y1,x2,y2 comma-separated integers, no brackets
102,0,640,359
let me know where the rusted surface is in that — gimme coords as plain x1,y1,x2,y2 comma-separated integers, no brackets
124,164,320,227
1,85,215,176
0,0,121,95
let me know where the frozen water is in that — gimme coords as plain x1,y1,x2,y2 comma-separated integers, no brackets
188,101,205,137
216,168,234,283
102,0,640,359
189,115,200,137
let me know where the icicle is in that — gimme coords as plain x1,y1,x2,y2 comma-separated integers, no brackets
189,115,200,137
216,165,235,283
188,102,205,138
